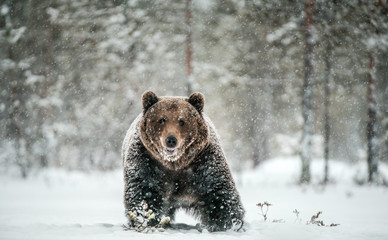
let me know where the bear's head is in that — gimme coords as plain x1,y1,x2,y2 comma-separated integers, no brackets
139,91,209,170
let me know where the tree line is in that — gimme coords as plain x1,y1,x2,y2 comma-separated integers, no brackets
0,0,387,183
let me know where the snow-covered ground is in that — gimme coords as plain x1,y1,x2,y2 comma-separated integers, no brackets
0,157,387,240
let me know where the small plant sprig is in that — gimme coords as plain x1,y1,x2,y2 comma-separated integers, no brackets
256,202,272,221
307,211,339,227
308,211,324,226
293,209,301,223
272,219,285,223
127,203,171,233
256,203,339,227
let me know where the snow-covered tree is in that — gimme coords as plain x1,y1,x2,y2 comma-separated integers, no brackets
1,0,388,175
0,1,33,177
361,0,387,182
299,0,315,183
314,0,354,183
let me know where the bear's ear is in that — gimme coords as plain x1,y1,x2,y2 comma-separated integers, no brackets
188,92,205,114
142,91,159,113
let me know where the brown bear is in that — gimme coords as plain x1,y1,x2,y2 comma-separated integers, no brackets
122,91,244,232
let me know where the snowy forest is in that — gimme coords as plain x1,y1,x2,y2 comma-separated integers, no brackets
1,0,387,181
1,0,388,239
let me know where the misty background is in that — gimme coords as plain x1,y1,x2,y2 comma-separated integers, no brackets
0,0,387,180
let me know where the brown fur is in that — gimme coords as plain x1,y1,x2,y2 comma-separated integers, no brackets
123,91,245,231
140,92,209,170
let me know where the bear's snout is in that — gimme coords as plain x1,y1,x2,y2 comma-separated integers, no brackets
165,135,178,148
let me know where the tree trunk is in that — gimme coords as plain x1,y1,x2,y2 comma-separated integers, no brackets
367,50,378,182
247,84,271,167
323,39,332,184
247,88,260,167
383,117,388,162
300,0,314,184
261,82,272,162
383,81,388,163
365,0,381,183
4,7,29,178
185,0,193,95
29,0,56,168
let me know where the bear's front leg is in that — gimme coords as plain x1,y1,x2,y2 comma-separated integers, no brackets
196,183,244,231
193,154,245,231
123,157,167,228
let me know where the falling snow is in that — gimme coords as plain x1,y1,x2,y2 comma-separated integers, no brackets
1,0,388,239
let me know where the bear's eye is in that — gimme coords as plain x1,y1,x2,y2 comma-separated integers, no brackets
178,120,185,126
159,118,166,125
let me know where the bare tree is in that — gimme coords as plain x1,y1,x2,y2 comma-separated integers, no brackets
323,39,332,184
366,49,378,182
300,0,315,184
365,0,383,182
383,77,388,163
185,0,194,95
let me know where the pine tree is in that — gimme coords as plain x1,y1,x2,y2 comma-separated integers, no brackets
364,0,386,182
0,0,32,177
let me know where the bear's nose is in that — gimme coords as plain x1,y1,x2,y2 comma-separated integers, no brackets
165,135,177,148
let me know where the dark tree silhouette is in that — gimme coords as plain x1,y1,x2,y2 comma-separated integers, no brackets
365,0,382,182
323,39,332,184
